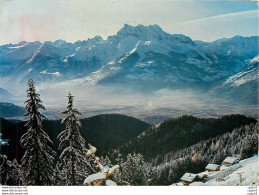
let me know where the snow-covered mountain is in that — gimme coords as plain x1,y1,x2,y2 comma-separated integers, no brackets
224,56,258,87
0,24,258,98
209,55,258,105
0,102,25,118
0,88,13,102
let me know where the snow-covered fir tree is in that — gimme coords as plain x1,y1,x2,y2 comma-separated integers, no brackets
0,156,23,186
0,155,12,185
11,159,23,185
99,156,112,168
114,153,155,185
57,92,91,185
20,79,56,185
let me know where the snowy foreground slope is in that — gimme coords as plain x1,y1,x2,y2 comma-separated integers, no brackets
190,155,259,186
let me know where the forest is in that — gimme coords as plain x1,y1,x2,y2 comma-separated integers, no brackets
0,79,258,186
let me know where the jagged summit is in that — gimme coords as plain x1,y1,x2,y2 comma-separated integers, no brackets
117,24,167,40
44,39,70,47
118,24,164,34
86,35,105,45
53,39,68,46
116,24,194,45
91,35,104,41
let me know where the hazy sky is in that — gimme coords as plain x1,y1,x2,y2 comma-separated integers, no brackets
0,0,258,45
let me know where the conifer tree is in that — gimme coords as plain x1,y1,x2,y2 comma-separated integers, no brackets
114,153,154,186
57,92,90,185
20,79,56,185
0,155,11,185
12,159,23,185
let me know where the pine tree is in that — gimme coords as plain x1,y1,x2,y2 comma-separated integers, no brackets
57,92,90,185
12,159,22,185
20,79,56,185
99,156,112,168
115,153,154,186
0,155,12,185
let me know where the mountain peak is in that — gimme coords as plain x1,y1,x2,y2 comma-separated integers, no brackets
117,24,166,40
88,35,104,43
43,39,68,47
17,41,28,45
53,39,67,46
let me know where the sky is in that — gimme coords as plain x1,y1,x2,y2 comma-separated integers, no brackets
0,0,258,45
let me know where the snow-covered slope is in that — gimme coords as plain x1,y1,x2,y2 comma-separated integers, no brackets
0,24,258,95
224,56,258,87
190,155,259,186
209,56,258,105
204,36,258,59
0,41,42,62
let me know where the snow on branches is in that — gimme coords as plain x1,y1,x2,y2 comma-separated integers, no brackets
83,144,119,186
57,92,92,185
20,79,56,185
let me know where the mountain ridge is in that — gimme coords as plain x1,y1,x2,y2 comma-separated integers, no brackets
0,24,258,106
1,24,257,82
108,114,257,161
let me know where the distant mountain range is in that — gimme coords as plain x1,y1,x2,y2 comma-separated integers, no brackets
0,88,14,102
0,102,25,118
0,24,258,104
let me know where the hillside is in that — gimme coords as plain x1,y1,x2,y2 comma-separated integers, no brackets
0,114,151,162
155,123,258,185
0,102,25,118
191,154,258,186
109,115,257,161
1,114,257,186
209,55,258,105
0,117,13,131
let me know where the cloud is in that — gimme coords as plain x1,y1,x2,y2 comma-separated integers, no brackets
40,70,61,77
184,9,258,25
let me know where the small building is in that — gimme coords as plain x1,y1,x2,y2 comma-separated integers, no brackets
83,172,106,186
175,182,184,186
197,172,208,180
205,163,220,172
180,173,197,186
223,157,240,166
